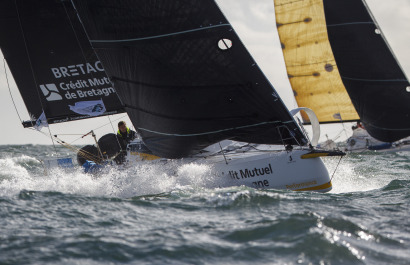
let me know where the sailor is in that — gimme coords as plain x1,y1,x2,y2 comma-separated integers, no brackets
117,121,137,147
115,121,137,164
352,121,365,131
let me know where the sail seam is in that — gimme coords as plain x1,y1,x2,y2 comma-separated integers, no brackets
341,76,408,82
90,24,231,43
327,22,375,27
124,104,256,121
366,124,410,131
113,76,242,90
137,120,294,137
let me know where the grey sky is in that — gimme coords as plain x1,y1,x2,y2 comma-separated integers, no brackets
0,0,409,145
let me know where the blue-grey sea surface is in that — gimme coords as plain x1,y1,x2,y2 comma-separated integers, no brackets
0,145,409,264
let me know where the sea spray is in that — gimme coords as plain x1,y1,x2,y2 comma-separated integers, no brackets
0,145,409,264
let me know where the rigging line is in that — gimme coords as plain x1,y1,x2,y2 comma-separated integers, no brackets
54,137,103,164
14,0,46,120
61,1,100,87
28,128,84,159
14,0,59,155
218,142,228,165
330,156,343,182
53,134,86,136
3,59,23,123
46,125,59,156
332,116,350,141
108,115,124,152
138,120,294,137
69,0,125,108
68,114,128,144
62,1,125,116
328,125,348,144
52,134,104,163
62,2,87,63
339,119,350,141
62,0,127,118
296,116,311,146
90,24,231,43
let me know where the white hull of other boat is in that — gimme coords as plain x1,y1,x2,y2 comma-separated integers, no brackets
346,128,410,153
126,141,335,193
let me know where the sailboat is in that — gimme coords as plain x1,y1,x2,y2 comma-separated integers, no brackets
274,0,410,152
0,0,345,192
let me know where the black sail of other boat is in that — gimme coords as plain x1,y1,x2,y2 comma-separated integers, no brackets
323,0,410,142
0,0,125,127
71,0,308,158
275,0,410,143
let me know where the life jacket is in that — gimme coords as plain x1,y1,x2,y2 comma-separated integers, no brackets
117,127,131,138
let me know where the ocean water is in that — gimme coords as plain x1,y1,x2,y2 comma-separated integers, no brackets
0,145,409,265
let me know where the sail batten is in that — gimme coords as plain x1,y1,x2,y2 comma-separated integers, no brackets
90,24,232,43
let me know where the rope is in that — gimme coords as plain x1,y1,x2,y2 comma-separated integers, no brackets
330,156,343,182
53,134,104,164
14,0,59,155
14,0,46,118
68,115,127,144
28,127,103,164
108,115,124,151
3,58,23,123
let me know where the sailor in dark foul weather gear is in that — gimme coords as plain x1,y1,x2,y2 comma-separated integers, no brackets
115,121,137,164
117,121,137,146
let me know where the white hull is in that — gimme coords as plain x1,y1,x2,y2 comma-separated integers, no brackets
346,128,410,153
126,147,333,192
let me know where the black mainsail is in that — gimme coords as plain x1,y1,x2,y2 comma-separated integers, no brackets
71,0,308,158
323,0,410,142
0,0,125,127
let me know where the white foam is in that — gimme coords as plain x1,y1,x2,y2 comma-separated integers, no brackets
1,153,405,197
0,157,217,198
323,155,398,194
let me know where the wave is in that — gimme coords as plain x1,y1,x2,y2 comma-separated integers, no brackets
0,146,408,198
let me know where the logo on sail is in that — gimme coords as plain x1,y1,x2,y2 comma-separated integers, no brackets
34,111,48,131
39,84,62,101
69,99,106,116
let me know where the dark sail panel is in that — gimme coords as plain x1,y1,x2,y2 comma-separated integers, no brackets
72,0,308,158
0,0,124,127
323,0,410,142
